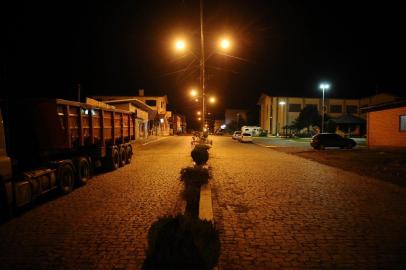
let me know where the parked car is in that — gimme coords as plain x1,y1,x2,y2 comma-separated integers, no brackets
310,133,356,149
232,131,242,140
240,133,253,143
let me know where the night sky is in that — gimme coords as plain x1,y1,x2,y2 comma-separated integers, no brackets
3,0,405,126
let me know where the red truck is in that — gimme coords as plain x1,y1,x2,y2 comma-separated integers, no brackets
0,99,136,218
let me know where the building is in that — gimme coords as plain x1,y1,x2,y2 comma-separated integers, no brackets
225,109,248,125
257,93,398,135
93,90,172,136
361,100,406,148
169,113,187,134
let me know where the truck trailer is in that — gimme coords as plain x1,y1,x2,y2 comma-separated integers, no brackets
0,99,136,217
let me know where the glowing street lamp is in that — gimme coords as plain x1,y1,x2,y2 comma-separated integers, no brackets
198,117,202,121
190,89,198,97
209,96,216,104
175,40,186,51
319,83,331,133
197,111,201,115
220,38,231,50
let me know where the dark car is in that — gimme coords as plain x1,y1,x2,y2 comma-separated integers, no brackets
310,133,356,150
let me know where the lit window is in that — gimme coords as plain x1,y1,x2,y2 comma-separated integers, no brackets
400,115,406,131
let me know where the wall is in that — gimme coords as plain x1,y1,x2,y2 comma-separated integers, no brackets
368,106,406,147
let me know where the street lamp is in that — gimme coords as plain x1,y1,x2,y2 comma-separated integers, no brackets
220,38,231,50
278,101,286,137
209,96,216,104
175,40,186,51
190,89,198,97
172,1,232,132
319,83,330,133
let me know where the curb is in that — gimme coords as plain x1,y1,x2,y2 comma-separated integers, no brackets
199,183,214,222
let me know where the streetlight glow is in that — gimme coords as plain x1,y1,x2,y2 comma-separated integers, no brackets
209,97,216,104
190,89,198,97
197,111,201,115
319,83,330,90
175,40,186,50
279,101,286,105
220,38,231,49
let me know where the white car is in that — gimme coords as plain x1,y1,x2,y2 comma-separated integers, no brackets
240,133,253,143
232,131,242,140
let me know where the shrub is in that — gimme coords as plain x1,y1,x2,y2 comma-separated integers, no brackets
143,214,221,270
191,145,209,165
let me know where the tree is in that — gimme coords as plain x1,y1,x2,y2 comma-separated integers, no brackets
293,106,322,133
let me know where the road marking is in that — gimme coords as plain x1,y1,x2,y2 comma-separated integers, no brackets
141,136,169,145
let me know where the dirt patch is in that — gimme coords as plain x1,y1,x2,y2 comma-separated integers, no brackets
273,147,406,186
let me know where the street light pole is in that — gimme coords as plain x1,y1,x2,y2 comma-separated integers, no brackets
319,83,330,133
200,0,206,132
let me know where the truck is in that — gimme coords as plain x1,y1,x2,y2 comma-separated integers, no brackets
0,99,136,218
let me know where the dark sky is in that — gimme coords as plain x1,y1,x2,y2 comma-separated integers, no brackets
3,0,405,126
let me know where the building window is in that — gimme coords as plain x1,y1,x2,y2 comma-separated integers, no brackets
346,105,358,114
306,104,318,110
145,100,156,106
288,104,301,112
330,105,342,113
401,115,406,131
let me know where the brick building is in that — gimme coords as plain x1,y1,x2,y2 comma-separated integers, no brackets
361,100,406,148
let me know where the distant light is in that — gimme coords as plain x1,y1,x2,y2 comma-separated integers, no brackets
197,111,201,115
221,124,226,129
198,117,201,121
160,118,164,123
195,98,199,102
279,101,286,105
209,97,216,104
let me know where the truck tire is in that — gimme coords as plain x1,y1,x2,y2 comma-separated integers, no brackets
0,179,12,221
119,146,127,167
58,164,75,194
109,148,120,170
126,145,132,164
77,157,91,186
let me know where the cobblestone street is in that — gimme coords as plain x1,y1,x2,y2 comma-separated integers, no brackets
1,135,406,269
210,136,406,269
0,136,190,269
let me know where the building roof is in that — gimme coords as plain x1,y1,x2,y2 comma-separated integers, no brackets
360,99,406,112
102,98,154,112
334,113,365,124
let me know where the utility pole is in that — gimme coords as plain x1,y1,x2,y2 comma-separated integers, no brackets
200,0,206,132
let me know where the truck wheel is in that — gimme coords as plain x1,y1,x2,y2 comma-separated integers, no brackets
126,145,132,164
77,157,91,186
58,164,75,194
0,180,13,221
110,148,120,170
119,147,127,167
